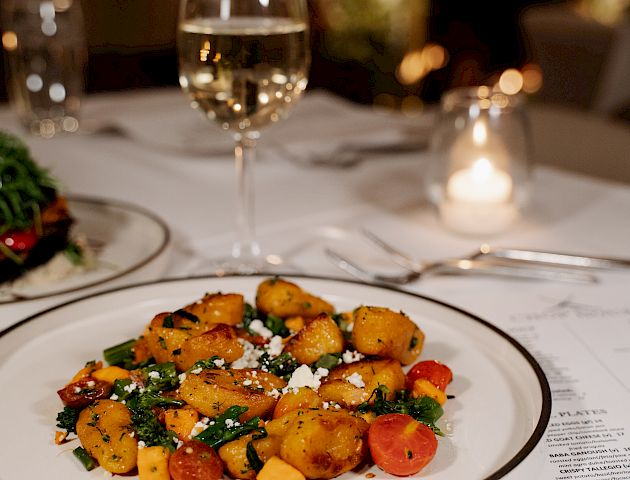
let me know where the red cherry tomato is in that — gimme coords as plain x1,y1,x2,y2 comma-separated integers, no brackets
57,377,113,409
406,360,453,391
169,440,223,480
0,228,38,252
368,413,438,476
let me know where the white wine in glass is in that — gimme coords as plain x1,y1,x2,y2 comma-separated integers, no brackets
177,0,310,273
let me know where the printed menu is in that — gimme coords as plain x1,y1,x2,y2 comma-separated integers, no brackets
422,277,630,479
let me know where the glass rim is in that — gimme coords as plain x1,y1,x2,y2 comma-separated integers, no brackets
441,86,525,111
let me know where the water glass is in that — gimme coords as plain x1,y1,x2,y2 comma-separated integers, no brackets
1,0,87,138
425,87,532,236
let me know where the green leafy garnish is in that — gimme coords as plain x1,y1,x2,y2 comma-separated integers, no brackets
357,385,444,435
63,242,84,266
56,406,80,434
0,131,58,234
259,352,299,380
194,405,266,450
314,353,341,370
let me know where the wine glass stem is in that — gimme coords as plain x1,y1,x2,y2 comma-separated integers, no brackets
232,131,261,261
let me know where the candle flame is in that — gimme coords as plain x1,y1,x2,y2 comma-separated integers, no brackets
472,122,487,147
471,157,493,181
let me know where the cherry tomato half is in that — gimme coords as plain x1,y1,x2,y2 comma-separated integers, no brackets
57,377,112,409
0,228,38,252
368,413,438,476
169,440,223,480
406,360,453,391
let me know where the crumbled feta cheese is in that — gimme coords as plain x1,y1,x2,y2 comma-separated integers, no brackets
109,393,119,401
225,418,240,428
213,358,225,368
190,421,209,437
345,372,365,388
287,364,326,391
231,339,264,369
243,379,253,386
342,350,364,364
346,322,354,332
148,371,161,379
248,319,273,338
123,383,138,393
322,401,330,410
190,367,202,375
73,387,81,394
137,441,146,449
265,335,284,357
86,380,95,388
178,373,187,383
267,388,281,399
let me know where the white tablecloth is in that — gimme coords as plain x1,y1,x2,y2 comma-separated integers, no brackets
1,88,630,479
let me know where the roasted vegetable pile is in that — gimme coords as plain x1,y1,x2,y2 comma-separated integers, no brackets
54,278,454,479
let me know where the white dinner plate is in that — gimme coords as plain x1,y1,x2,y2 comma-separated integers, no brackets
0,275,551,480
0,196,171,329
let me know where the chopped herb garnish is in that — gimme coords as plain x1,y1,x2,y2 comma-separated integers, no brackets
162,315,174,328
174,309,200,323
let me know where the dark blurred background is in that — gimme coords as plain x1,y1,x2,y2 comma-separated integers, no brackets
1,0,629,120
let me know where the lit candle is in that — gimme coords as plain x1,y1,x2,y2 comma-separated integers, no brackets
440,157,518,235
447,157,512,204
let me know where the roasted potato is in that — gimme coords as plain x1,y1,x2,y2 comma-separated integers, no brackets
256,278,334,318
279,409,369,479
75,400,137,474
273,387,323,419
219,432,283,479
283,313,344,365
318,358,405,409
182,292,244,327
174,323,244,371
145,313,195,364
351,306,424,365
179,368,286,420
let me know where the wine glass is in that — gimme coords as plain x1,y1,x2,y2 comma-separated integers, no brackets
177,0,310,273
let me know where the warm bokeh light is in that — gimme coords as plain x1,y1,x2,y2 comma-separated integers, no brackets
52,0,73,12
396,43,448,85
498,68,523,95
401,95,424,115
2,31,18,51
521,63,543,93
575,0,630,25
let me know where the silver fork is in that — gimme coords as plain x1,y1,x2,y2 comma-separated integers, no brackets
324,229,598,285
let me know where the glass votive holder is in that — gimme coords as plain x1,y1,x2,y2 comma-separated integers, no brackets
425,86,532,236
1,0,87,138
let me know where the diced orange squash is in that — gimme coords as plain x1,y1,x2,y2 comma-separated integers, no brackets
92,366,130,384
137,446,170,480
412,378,447,405
163,406,200,440
257,456,305,480
54,431,68,445
69,361,103,383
